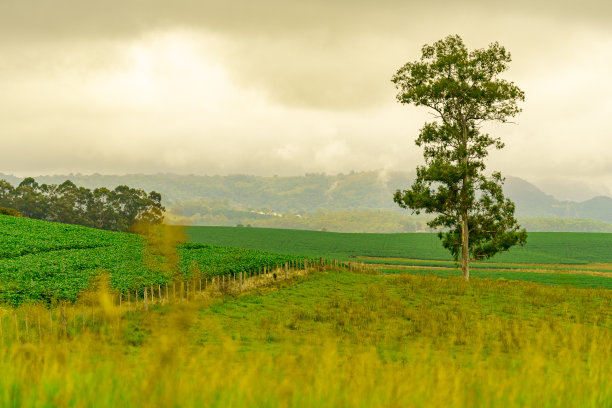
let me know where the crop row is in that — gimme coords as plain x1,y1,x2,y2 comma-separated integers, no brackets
187,226,612,264
0,215,120,259
0,215,310,306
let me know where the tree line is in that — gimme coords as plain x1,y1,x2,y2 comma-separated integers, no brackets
0,177,164,232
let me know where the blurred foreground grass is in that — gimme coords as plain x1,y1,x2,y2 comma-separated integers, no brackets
1,270,610,407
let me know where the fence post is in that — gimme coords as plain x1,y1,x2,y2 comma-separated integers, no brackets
62,306,67,337
285,262,288,280
239,272,243,292
12,313,17,342
144,287,148,311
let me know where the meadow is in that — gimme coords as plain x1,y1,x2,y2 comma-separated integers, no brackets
0,269,610,407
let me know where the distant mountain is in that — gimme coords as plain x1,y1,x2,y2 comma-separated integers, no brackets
573,196,612,223
0,173,22,187
1,171,611,225
503,177,560,217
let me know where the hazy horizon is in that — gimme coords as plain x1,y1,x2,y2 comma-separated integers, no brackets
1,169,609,203
1,1,611,201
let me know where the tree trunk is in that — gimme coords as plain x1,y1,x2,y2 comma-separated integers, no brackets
461,212,470,280
460,119,470,281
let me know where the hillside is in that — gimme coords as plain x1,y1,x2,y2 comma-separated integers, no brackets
2,171,612,229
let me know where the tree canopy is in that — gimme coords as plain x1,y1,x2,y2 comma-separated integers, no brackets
0,178,164,232
392,35,527,280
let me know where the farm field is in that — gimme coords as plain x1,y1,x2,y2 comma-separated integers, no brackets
1,269,610,407
0,215,308,306
187,226,612,264
0,218,610,406
188,226,612,288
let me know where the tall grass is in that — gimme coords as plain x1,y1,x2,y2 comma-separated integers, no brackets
0,270,610,407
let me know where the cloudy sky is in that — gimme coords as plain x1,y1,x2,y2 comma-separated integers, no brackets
1,0,611,200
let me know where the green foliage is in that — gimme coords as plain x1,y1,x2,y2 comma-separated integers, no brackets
0,177,164,232
0,215,306,306
179,243,303,278
392,35,527,276
0,207,21,217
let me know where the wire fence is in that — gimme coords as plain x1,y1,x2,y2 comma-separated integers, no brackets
0,259,376,344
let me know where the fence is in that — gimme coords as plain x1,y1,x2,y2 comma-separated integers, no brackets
0,258,376,344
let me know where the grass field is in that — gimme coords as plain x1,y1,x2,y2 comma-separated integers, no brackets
381,267,612,289
0,269,610,407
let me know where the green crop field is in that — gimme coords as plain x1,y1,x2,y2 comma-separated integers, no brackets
187,226,612,263
187,226,612,288
0,215,307,306
3,217,610,306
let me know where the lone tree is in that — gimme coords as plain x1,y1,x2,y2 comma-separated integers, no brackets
392,35,527,280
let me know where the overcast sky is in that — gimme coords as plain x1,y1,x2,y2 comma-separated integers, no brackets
1,1,611,201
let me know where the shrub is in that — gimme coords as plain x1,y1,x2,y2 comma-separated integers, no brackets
0,207,21,217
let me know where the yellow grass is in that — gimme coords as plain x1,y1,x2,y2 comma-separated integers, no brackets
0,270,610,407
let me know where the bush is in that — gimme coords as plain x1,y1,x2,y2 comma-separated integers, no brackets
0,207,21,217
